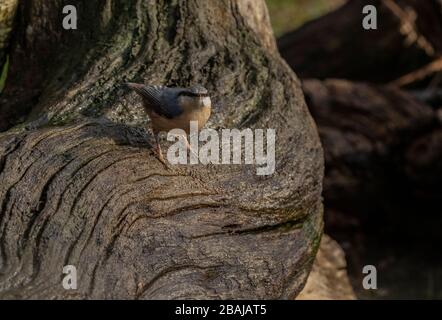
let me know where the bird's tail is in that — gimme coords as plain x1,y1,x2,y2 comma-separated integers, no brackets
125,82,144,91
126,82,151,101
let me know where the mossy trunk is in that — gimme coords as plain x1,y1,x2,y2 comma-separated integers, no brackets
0,0,323,299
0,0,18,90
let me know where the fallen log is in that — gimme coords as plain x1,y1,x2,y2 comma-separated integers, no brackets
303,78,438,210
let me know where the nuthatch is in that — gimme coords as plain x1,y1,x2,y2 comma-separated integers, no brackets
126,83,212,163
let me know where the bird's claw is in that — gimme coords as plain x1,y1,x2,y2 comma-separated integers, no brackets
155,151,171,169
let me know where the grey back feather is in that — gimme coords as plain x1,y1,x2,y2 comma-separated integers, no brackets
133,85,184,119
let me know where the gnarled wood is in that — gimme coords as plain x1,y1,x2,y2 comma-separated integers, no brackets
0,0,324,299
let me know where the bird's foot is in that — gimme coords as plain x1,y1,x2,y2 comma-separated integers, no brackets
155,151,171,169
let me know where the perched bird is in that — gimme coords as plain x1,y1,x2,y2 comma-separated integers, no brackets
126,83,212,163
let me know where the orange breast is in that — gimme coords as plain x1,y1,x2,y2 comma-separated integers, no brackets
148,106,211,134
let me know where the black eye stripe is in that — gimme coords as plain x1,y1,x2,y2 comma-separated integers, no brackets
178,92,209,97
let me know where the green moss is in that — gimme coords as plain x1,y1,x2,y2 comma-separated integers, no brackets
0,55,9,93
265,0,344,36
47,113,76,127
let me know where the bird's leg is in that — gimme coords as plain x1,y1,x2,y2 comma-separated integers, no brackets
153,133,167,165
183,134,199,161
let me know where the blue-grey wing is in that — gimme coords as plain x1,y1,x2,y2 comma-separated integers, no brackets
129,84,183,119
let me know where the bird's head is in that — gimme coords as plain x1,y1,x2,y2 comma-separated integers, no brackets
178,85,211,110
188,84,209,96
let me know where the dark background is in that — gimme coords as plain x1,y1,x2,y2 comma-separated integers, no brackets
267,0,442,299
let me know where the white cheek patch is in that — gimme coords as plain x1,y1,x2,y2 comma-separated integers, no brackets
202,97,211,108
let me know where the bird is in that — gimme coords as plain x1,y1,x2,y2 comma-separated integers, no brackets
126,82,212,164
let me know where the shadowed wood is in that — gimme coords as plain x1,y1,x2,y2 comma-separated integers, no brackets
278,0,442,85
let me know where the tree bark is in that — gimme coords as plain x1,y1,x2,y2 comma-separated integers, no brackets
0,0,324,299
297,234,356,300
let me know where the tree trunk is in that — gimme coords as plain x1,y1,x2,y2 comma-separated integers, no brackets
0,0,324,299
